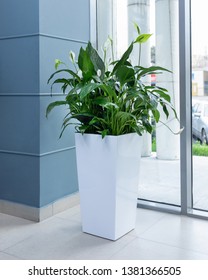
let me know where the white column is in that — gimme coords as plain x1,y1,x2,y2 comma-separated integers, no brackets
96,0,114,55
155,0,180,160
127,0,152,157
127,0,151,67
97,0,128,60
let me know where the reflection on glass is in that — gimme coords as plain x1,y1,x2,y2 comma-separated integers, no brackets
192,0,208,211
136,0,181,206
97,0,181,206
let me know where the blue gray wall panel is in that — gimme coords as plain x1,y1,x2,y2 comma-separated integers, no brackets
0,96,40,153
40,149,78,207
0,153,40,207
0,37,40,94
0,0,91,210
39,0,90,41
0,0,39,37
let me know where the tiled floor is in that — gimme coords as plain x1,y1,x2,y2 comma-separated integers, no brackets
1,205,208,260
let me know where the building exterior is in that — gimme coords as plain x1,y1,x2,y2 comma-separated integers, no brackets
192,70,208,96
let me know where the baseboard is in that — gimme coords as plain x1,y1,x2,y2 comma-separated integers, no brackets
0,192,80,222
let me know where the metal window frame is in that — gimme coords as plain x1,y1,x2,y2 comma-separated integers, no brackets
179,0,193,215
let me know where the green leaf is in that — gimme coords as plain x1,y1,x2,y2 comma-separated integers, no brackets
92,96,109,106
65,94,79,110
91,96,119,109
50,78,71,93
89,117,99,126
142,118,153,133
100,84,117,100
67,83,83,96
86,42,105,80
168,104,179,121
78,124,89,134
62,116,73,128
78,47,95,81
79,83,99,99
59,123,70,138
133,22,141,35
69,51,76,63
134,33,152,44
71,113,94,124
162,104,169,119
136,66,171,80
59,121,80,138
131,124,143,135
55,59,63,70
48,69,81,84
101,129,109,138
116,111,137,122
113,42,134,74
103,102,119,109
153,89,171,103
46,101,67,117
152,109,160,123
116,65,135,86
156,86,169,92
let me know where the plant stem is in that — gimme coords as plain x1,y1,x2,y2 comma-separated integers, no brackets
138,43,141,66
73,62,78,73
110,38,114,62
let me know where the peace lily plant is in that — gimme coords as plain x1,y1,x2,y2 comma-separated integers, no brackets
46,26,178,138
46,25,182,240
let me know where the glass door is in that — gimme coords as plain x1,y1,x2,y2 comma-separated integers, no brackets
191,0,208,211
95,0,182,207
93,0,208,217
137,0,181,207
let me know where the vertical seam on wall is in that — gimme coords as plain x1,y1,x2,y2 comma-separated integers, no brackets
38,0,41,208
95,0,98,49
38,0,40,95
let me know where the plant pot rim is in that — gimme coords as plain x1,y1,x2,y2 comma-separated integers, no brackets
75,132,140,138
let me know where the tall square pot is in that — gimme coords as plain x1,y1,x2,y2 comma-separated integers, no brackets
75,133,142,240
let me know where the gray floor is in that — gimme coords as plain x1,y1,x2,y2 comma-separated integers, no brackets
1,205,208,260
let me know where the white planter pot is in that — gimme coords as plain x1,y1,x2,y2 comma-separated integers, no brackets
75,133,142,240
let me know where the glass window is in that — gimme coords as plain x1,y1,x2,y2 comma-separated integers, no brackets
204,104,208,117
136,0,181,207
93,0,208,218
192,0,208,212
95,0,181,208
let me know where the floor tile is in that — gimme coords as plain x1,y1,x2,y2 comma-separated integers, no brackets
130,208,167,236
56,205,81,223
55,205,81,220
65,233,136,260
110,237,208,260
139,214,208,256
3,219,135,260
1,206,208,260
0,251,22,260
4,218,82,259
0,213,35,251
0,213,33,232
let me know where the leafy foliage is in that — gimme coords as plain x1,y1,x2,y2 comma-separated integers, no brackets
46,27,178,138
